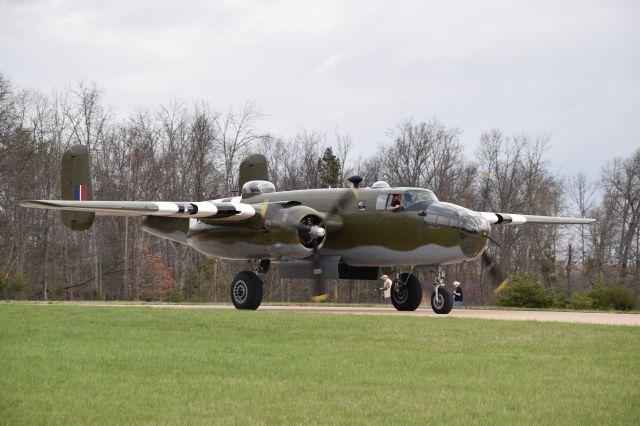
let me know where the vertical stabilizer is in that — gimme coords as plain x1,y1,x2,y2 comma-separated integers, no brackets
60,145,95,231
238,154,269,190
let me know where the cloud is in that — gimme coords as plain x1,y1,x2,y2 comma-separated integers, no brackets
1,0,638,176
316,53,349,75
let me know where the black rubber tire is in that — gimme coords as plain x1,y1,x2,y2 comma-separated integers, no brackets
230,271,264,310
431,287,453,314
391,273,423,311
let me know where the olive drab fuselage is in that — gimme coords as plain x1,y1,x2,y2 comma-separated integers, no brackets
143,186,491,268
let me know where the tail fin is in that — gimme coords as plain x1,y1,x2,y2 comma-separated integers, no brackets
60,145,94,231
238,154,269,189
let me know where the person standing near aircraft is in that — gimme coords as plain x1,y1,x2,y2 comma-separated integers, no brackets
379,275,393,303
452,281,463,307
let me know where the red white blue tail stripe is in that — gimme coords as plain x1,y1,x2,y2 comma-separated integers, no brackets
74,184,87,201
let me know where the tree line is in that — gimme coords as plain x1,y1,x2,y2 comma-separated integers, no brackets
0,73,638,306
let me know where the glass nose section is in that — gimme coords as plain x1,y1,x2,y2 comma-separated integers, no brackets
461,214,490,236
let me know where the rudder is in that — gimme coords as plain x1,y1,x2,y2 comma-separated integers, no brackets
60,144,95,231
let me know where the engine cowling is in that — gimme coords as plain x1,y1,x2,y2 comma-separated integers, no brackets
262,205,326,259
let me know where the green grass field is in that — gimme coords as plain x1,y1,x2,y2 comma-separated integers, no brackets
1,304,639,425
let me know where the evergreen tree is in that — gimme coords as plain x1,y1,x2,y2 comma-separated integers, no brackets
317,147,341,188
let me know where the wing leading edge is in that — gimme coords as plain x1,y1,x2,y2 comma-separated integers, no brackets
479,212,595,225
19,200,255,221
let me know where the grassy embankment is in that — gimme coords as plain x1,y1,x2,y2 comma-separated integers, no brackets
1,304,638,424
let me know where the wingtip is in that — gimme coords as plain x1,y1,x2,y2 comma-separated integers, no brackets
19,200,43,208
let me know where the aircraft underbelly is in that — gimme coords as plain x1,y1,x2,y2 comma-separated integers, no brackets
186,223,313,260
188,239,268,260
325,244,468,267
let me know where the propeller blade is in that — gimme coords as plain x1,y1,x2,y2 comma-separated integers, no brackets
311,239,329,302
308,184,359,302
324,188,358,221
482,251,507,288
486,234,501,248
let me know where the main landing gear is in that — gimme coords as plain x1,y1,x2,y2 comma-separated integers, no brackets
390,266,453,314
230,260,269,310
231,261,453,314
391,272,423,311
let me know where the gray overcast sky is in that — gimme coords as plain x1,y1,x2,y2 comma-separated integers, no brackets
1,0,638,179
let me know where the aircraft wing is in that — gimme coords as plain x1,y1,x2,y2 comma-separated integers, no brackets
479,212,595,225
19,200,256,221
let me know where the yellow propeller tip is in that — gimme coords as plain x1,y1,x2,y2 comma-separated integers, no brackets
311,294,329,302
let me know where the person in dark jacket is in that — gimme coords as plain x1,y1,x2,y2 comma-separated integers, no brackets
453,281,463,307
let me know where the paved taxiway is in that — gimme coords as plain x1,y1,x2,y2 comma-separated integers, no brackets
254,305,640,326
44,303,640,326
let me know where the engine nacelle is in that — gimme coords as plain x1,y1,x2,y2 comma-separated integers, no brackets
261,205,326,259
187,204,327,261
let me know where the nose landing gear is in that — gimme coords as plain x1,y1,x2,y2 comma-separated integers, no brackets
430,267,453,314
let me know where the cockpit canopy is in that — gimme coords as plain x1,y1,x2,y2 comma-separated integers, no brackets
401,189,439,210
378,188,439,211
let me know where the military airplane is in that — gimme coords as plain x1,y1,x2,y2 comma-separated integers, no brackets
21,145,595,314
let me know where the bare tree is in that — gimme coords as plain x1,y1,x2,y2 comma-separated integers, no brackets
568,173,597,264
335,130,354,185
188,102,219,200
213,102,266,194
476,130,562,287
601,150,640,281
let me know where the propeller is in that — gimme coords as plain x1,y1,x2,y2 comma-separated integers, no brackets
309,176,362,302
481,247,509,294
293,215,329,301
326,184,360,220
296,215,326,249
311,240,328,302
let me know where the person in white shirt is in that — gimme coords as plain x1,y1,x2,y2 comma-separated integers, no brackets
379,274,393,303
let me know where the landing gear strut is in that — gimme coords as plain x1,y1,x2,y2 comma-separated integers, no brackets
430,267,453,314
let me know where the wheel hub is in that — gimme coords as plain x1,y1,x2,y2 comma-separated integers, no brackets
393,284,409,304
233,280,248,304
432,291,445,309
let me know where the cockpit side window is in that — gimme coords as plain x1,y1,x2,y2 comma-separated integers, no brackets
402,192,414,208
402,189,438,210
376,194,388,210
377,190,438,211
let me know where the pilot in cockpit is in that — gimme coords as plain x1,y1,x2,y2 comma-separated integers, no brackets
387,194,402,211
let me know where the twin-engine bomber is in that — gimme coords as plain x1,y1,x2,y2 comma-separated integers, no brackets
21,145,595,313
